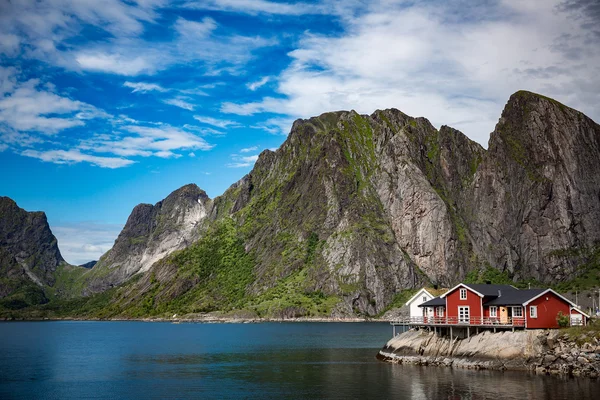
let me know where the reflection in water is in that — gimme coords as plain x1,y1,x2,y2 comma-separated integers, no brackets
0,321,597,399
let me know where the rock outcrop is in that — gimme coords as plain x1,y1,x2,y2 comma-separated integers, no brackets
85,184,211,294
0,197,64,306
469,91,600,282
378,328,600,378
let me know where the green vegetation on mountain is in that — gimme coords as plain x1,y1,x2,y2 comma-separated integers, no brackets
2,91,600,319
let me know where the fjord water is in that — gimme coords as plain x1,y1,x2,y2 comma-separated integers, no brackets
0,322,597,399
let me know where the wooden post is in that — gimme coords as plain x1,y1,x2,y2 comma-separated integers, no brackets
393,325,396,337
467,327,470,338
494,327,496,333
450,326,453,341
476,327,479,335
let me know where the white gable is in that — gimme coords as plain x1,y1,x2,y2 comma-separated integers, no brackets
405,288,435,318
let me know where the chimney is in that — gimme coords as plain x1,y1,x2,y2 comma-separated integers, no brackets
498,290,502,297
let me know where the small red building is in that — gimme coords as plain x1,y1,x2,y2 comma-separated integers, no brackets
416,283,589,329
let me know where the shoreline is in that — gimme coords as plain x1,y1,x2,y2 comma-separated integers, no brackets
377,329,600,378
0,315,386,323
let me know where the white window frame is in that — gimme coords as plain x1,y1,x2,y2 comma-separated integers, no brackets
529,306,537,318
437,307,444,317
489,306,497,318
459,288,467,300
423,296,427,303
458,306,470,323
512,306,523,318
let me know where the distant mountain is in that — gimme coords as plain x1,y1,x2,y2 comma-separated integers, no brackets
2,90,599,318
79,261,96,269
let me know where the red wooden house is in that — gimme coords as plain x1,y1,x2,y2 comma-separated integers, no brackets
414,283,589,329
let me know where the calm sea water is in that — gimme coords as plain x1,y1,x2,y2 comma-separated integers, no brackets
0,321,597,399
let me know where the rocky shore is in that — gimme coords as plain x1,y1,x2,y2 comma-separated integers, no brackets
377,329,600,378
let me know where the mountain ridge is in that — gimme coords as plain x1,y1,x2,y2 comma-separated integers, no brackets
2,90,599,318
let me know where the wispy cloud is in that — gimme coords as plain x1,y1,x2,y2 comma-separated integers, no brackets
227,153,259,168
193,115,239,129
0,78,109,135
163,97,195,111
183,0,328,16
53,222,124,265
124,81,168,93
79,124,214,160
22,149,135,169
240,146,258,153
247,76,270,91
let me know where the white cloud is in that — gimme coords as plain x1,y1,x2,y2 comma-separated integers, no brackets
22,149,135,168
221,0,600,146
163,97,195,111
79,124,214,160
227,153,259,168
183,0,327,16
240,146,258,153
75,53,153,76
0,143,7,152
193,115,239,129
52,222,123,265
247,76,270,91
0,79,108,135
124,81,168,93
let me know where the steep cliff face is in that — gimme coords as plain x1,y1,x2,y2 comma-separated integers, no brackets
470,91,600,282
85,184,211,294
0,197,64,306
54,90,600,317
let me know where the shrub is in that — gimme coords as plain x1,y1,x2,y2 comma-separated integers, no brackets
556,311,570,328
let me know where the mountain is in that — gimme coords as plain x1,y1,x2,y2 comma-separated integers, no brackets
84,184,211,294
3,90,599,318
0,197,64,308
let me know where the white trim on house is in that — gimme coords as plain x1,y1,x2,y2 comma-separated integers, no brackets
522,288,577,307
512,306,523,317
529,305,537,318
460,288,467,300
441,283,484,298
570,306,591,319
405,288,434,307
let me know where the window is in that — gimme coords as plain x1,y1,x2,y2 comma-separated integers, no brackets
513,307,523,317
423,296,427,303
437,307,444,317
489,306,497,317
460,288,467,300
530,306,537,318
458,306,470,323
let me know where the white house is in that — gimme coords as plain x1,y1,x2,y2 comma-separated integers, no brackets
405,288,435,318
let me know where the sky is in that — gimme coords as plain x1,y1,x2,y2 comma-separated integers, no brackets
1,0,599,265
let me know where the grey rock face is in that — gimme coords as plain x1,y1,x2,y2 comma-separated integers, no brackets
85,184,211,293
0,197,64,296
75,91,600,315
469,91,600,282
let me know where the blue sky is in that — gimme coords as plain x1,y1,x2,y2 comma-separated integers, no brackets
1,0,599,264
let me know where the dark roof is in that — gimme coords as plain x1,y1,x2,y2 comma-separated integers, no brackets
484,289,546,306
463,283,518,297
419,297,446,307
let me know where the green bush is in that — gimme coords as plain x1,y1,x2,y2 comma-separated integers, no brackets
556,311,570,328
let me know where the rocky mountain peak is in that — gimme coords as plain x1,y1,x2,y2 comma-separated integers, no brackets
0,196,64,301
85,184,213,294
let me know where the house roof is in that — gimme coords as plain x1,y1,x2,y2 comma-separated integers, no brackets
484,289,546,306
405,287,449,306
405,288,434,306
441,283,517,298
419,297,446,307
571,307,591,319
522,288,577,307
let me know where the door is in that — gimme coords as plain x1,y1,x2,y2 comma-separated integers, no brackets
500,307,508,324
458,306,470,324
